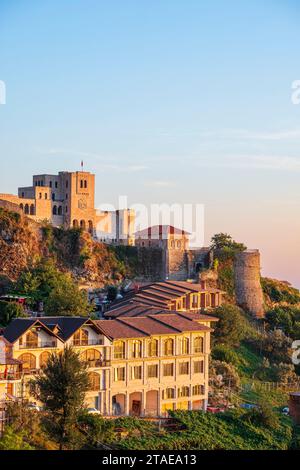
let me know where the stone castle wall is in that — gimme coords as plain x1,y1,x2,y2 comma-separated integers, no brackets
234,250,265,318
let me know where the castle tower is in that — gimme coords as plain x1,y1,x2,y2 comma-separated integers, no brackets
234,249,265,318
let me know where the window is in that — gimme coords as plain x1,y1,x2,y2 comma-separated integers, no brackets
170,240,175,248
66,181,68,188
114,367,125,382
192,384,205,396
130,365,142,380
53,205,57,215
177,240,181,249
191,294,198,308
21,192,25,198
114,341,125,359
180,337,189,355
58,206,62,216
147,364,158,378
80,179,83,189
24,204,29,214
84,180,87,189
148,339,158,357
18,353,36,372
25,331,38,348
49,181,52,188
65,206,68,213
131,340,142,358
40,351,51,368
30,204,35,215
89,372,100,391
164,338,174,356
80,349,101,366
163,363,174,377
194,360,204,374
178,386,190,398
66,193,68,200
163,388,175,399
73,329,89,346
179,361,189,375
55,182,58,189
39,193,42,199
194,337,204,353
52,193,55,201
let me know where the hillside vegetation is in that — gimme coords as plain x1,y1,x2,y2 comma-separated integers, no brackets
0,208,137,294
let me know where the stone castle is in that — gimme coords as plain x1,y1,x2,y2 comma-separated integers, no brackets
0,170,135,245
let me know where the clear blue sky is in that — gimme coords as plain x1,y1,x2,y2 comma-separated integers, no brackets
0,0,300,287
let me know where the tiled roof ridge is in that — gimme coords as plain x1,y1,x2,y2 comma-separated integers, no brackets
146,314,183,333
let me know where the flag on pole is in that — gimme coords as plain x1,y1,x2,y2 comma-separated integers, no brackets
81,160,84,170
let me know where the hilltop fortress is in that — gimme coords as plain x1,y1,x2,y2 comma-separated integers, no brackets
0,169,265,317
0,170,135,245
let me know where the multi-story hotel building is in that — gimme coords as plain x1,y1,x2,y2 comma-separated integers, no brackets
0,310,217,417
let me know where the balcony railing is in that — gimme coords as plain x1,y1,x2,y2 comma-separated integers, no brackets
0,372,22,381
84,359,111,368
19,341,57,349
72,339,104,347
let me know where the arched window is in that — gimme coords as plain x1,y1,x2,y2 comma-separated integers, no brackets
49,181,52,188
131,340,142,358
164,338,174,356
88,220,93,234
73,219,79,228
53,205,57,215
18,353,36,372
181,337,189,355
114,341,125,359
25,331,38,348
44,193,48,200
80,179,83,189
19,203,24,211
30,204,35,215
80,220,86,230
194,337,204,353
170,240,175,249
24,204,29,214
40,351,51,368
52,193,55,201
89,372,100,391
58,206,62,216
73,329,89,346
80,349,101,366
84,180,87,189
148,339,158,357
177,240,181,249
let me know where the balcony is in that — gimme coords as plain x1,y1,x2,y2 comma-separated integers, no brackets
71,339,104,347
85,359,111,368
0,372,22,381
19,341,57,349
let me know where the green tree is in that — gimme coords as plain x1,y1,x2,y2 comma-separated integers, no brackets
45,276,93,316
212,304,248,347
15,259,92,316
30,347,90,450
107,285,118,302
210,233,246,252
0,301,26,326
0,426,34,450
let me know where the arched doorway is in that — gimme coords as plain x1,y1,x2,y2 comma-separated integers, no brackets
88,220,93,235
129,392,142,416
112,393,125,416
73,219,79,228
80,220,86,230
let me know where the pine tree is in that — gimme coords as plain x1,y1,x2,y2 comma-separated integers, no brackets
30,346,90,450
